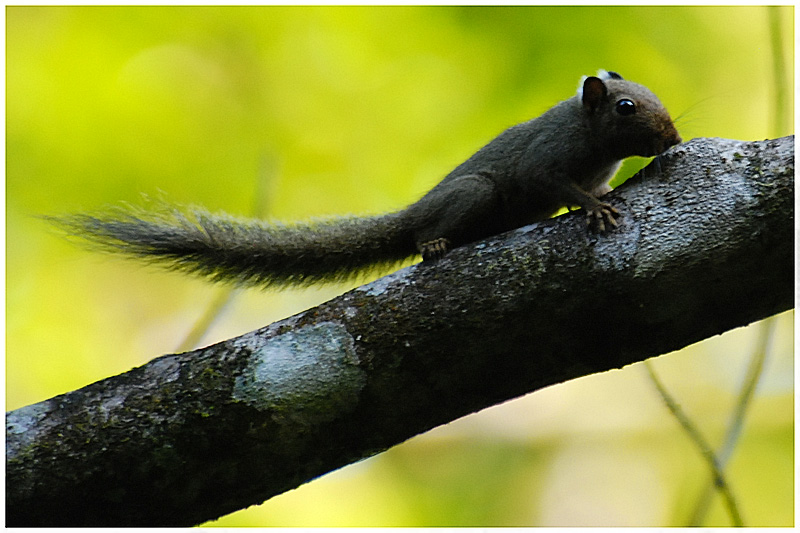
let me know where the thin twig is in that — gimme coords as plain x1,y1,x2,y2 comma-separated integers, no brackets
686,318,775,525
643,360,744,527
175,288,240,352
768,5,789,136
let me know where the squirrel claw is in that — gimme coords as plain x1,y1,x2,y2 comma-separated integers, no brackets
586,203,621,233
419,238,451,261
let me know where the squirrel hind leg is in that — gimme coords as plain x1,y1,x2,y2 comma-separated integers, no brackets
410,174,500,261
418,238,451,261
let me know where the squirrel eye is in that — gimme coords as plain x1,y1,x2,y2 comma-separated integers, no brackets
615,99,636,116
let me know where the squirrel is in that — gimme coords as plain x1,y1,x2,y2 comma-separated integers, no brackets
52,70,681,289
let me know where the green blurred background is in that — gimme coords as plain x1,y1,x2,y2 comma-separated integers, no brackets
6,6,794,527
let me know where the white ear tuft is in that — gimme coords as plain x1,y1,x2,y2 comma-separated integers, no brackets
577,75,589,98
598,70,624,80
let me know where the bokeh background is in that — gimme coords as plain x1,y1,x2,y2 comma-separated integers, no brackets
6,6,794,527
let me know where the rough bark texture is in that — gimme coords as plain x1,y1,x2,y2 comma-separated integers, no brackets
6,136,794,527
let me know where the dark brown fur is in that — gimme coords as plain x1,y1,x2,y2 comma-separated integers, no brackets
51,71,681,288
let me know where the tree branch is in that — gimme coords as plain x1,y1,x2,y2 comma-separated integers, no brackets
6,136,794,526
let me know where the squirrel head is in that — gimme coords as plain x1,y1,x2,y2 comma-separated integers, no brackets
578,70,682,159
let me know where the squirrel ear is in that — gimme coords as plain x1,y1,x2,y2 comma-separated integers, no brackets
582,76,607,113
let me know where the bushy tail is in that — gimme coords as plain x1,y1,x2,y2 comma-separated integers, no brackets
48,204,419,288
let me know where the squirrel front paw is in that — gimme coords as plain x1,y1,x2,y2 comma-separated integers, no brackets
419,238,451,261
585,203,621,233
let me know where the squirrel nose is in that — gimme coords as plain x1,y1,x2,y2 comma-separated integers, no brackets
652,130,681,156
